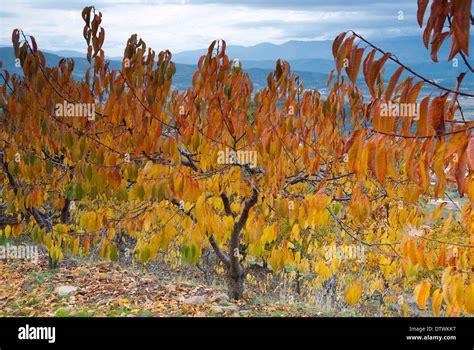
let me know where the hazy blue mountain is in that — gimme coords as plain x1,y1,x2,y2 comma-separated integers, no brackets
168,35,474,95
172,36,472,64
0,47,95,80
42,49,87,58
20,35,468,65
172,40,334,63
241,58,334,73
0,47,329,91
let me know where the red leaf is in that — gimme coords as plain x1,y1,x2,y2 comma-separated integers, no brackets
451,0,471,55
346,46,364,85
11,29,20,47
30,35,38,53
417,0,429,27
332,32,347,60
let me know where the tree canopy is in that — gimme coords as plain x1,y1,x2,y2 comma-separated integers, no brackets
1,2,473,314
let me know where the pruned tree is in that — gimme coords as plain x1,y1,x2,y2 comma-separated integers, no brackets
0,3,473,314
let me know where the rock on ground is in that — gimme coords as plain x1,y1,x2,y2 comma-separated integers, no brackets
211,304,238,315
55,285,78,297
210,293,230,304
183,295,207,305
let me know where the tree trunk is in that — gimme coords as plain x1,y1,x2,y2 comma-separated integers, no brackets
227,267,245,300
60,198,71,224
225,188,258,300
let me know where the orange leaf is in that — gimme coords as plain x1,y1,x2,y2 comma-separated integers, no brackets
375,137,387,182
428,94,448,136
467,137,474,171
432,288,443,316
414,280,431,310
384,66,404,101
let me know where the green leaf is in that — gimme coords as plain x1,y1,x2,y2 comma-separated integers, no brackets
45,159,53,174
138,246,150,264
181,245,189,265
65,183,74,201
31,225,39,244
116,186,128,201
333,203,342,216
75,183,84,201
108,243,118,261
65,131,74,149
136,185,145,201
86,164,93,182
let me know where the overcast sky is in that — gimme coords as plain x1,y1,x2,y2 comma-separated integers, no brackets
0,0,422,56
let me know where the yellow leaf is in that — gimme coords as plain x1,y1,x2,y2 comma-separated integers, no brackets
408,240,418,265
290,224,300,240
344,282,362,305
426,249,435,270
431,202,446,221
452,275,464,307
107,227,116,240
464,283,474,314
5,225,11,238
143,213,152,232
431,289,442,316
72,237,80,255
414,280,431,310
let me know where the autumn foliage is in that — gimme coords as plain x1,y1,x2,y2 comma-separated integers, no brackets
0,2,473,314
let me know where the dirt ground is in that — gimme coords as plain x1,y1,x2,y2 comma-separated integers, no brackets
0,247,398,317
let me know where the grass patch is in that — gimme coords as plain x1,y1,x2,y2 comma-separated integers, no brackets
56,308,71,317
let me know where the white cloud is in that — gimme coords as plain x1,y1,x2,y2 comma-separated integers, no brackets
0,0,420,56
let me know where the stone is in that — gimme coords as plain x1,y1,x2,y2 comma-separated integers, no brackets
210,292,230,304
211,304,238,314
55,285,77,297
183,295,207,305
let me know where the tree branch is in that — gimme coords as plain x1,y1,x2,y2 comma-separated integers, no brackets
326,205,401,258
220,192,236,218
350,30,474,98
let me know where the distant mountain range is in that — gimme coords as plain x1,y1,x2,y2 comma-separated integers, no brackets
170,35,472,64
1,35,473,96
0,46,329,91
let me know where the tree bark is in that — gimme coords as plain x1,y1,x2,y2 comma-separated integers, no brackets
226,188,258,300
227,268,245,300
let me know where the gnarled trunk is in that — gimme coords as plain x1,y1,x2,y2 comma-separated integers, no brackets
185,190,258,301
224,188,258,300
227,268,245,300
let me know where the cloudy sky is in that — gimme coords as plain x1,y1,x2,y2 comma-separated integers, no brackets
0,0,422,56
